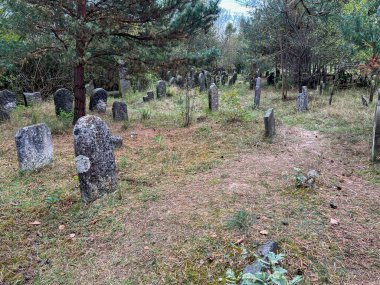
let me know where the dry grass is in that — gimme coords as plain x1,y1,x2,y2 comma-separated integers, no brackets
0,82,379,285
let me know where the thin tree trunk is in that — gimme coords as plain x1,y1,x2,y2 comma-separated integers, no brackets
73,0,87,124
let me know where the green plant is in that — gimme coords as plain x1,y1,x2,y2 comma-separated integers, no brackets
226,210,251,231
293,168,307,188
140,108,152,120
225,253,302,285
221,89,249,122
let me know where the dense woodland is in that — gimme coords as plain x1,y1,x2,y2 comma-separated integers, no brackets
0,1,379,285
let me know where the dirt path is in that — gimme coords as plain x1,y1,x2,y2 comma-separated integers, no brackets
65,124,379,285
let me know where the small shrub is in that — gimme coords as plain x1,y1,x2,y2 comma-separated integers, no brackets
221,89,249,123
140,108,152,120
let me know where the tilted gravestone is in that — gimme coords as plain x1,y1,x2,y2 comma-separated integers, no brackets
0,90,16,114
143,91,154,102
54,88,73,116
297,86,308,112
361,95,369,107
208,83,219,112
254,77,262,108
23,92,42,107
89,88,108,112
156,80,166,99
199,73,206,92
112,101,128,121
15,123,53,171
371,102,380,162
73,115,118,203
264,108,275,137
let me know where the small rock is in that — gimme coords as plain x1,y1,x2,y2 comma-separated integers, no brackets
111,135,123,149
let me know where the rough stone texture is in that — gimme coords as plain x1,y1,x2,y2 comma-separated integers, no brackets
199,73,206,92
96,100,107,113
254,77,262,107
15,123,53,171
0,109,10,123
176,75,184,88
54,88,73,116
361,95,369,107
156,80,166,99
208,83,219,112
89,88,108,112
264,108,275,137
23,92,42,107
297,86,308,112
0,90,16,113
243,240,278,277
143,91,154,102
73,115,117,203
111,135,123,149
371,102,380,162
112,101,128,121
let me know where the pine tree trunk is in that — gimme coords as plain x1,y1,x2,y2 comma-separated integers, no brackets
73,0,87,124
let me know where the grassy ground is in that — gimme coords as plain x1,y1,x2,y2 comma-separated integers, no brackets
0,80,379,285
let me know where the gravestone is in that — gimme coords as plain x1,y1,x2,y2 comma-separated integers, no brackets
297,86,308,112
0,90,16,114
176,75,184,88
111,135,123,149
208,83,219,112
267,72,275,85
264,108,275,137
361,95,369,107
23,92,42,106
54,88,73,116
89,88,108,112
369,80,376,103
221,73,227,86
156,80,166,99
143,91,154,102
169,77,176,86
371,102,380,162
73,115,118,203
231,71,238,85
378,88,380,101
112,101,128,121
15,123,53,171
119,63,130,96
319,80,324,95
199,73,206,92
254,77,262,108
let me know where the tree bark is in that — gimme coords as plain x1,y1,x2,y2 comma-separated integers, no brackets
73,0,87,124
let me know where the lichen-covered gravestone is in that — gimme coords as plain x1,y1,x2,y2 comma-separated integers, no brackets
143,91,154,102
208,83,219,112
89,88,108,112
254,77,261,108
54,88,73,116
371,102,380,162
0,90,16,114
23,92,42,106
112,101,128,121
297,86,308,112
264,108,275,137
15,123,53,171
156,80,166,99
73,115,118,203
199,73,206,92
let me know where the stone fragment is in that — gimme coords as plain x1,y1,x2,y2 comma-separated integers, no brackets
54,88,73,116
264,108,275,137
254,77,261,107
297,86,308,112
143,91,154,102
112,101,128,121
0,90,16,113
199,73,206,92
89,88,107,112
361,95,369,107
15,123,53,171
156,80,166,99
73,115,117,203
208,83,219,112
23,92,42,106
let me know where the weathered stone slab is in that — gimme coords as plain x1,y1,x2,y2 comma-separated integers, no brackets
23,92,42,107
208,83,219,112
89,88,108,112
176,75,184,88
73,115,117,203
54,88,73,116
143,91,154,102
371,102,380,162
254,77,261,107
156,80,166,99
0,90,16,113
112,101,128,121
361,95,369,107
264,108,275,137
297,86,308,112
243,240,278,277
111,135,123,149
15,123,53,171
199,73,206,92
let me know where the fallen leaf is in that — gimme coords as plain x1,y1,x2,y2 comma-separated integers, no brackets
69,233,76,238
29,221,41,225
260,230,268,235
330,218,339,225
235,237,245,245
59,225,65,230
